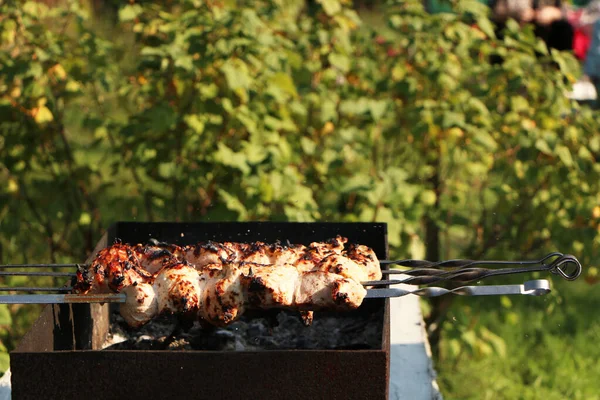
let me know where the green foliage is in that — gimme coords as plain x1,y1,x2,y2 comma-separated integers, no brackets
437,280,600,400
1,0,600,396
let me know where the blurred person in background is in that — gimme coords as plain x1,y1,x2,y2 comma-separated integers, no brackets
491,0,574,50
584,18,600,106
565,0,600,103
568,0,599,60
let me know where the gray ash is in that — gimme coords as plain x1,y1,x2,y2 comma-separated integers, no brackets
103,308,383,351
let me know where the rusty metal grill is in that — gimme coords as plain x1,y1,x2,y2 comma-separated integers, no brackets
10,222,391,400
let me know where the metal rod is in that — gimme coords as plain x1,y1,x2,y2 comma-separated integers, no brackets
379,252,562,268
0,271,77,277
365,279,551,298
0,264,83,268
0,293,126,304
378,253,581,284
0,287,73,292
362,280,399,286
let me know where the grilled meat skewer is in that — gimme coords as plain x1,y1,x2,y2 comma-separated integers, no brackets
73,237,378,328
117,260,366,328
74,237,381,294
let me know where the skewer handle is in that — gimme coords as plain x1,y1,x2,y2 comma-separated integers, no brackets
380,254,581,284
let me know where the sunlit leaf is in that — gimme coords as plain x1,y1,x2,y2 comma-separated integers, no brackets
318,0,342,16
119,5,143,21
0,305,12,326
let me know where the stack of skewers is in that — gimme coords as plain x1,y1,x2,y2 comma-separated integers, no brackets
0,236,582,329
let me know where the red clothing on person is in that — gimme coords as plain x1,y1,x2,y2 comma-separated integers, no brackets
574,27,592,59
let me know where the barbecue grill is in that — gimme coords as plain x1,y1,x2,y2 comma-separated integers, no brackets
3,221,582,400
9,222,391,400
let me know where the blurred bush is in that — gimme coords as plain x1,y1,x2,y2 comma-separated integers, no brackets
1,0,600,396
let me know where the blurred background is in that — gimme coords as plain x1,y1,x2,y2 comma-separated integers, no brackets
1,0,600,398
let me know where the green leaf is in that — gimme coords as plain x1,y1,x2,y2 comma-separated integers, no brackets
1,19,16,45
243,142,268,165
500,296,512,308
535,139,552,155
0,305,11,325
142,148,157,161
217,189,248,220
578,146,593,161
184,115,205,135
328,53,350,73
369,100,388,122
320,99,338,122
420,190,437,206
468,98,490,117
174,55,194,71
301,137,317,155
214,143,250,175
34,106,53,125
480,328,507,358
318,0,342,16
409,236,425,259
442,111,465,129
23,2,48,16
555,145,573,167
476,17,496,39
461,331,477,349
340,98,369,115
158,162,175,179
270,73,297,98
0,353,8,374
510,96,529,113
391,65,406,82
78,212,91,226
341,174,372,193
140,47,166,57
221,60,251,91
119,5,143,22
65,80,82,93
473,131,497,151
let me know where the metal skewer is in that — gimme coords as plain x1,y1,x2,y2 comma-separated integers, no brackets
365,279,551,298
0,287,73,292
0,280,550,303
0,293,126,304
376,253,581,284
380,252,567,270
2,252,580,278
0,271,77,277
0,253,580,304
0,264,84,268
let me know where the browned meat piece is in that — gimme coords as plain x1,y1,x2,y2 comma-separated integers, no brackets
316,254,370,282
120,283,157,328
241,264,299,308
293,271,366,311
344,243,382,281
133,243,182,275
182,236,354,272
220,242,250,259
236,242,271,264
73,243,149,294
265,241,306,265
199,267,246,326
154,261,202,318
308,236,347,258
239,264,366,311
300,311,314,326
182,241,233,267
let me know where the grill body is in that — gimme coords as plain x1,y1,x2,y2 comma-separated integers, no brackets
11,222,390,400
